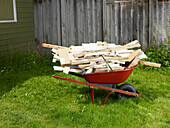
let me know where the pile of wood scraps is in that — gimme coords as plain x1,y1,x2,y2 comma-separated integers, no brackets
42,40,161,74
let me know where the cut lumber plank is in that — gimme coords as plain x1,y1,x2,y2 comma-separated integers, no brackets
53,66,64,71
58,48,71,66
71,56,128,65
107,43,117,48
94,67,125,72
116,49,134,53
85,68,93,73
138,61,161,68
82,43,104,51
52,58,57,63
97,41,107,46
78,62,96,69
42,43,67,49
84,52,110,58
70,46,85,53
52,48,58,54
127,57,140,69
63,67,71,74
53,54,60,59
53,66,82,73
96,41,103,46
124,40,139,46
119,49,141,62
137,51,148,59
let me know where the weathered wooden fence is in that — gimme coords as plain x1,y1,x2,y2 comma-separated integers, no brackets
33,0,170,55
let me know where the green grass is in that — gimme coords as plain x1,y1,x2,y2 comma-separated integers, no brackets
0,54,169,128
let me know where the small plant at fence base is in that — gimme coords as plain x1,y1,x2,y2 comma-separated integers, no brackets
145,39,170,68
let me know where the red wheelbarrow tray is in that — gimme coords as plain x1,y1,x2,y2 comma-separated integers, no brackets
79,65,138,84
53,65,139,106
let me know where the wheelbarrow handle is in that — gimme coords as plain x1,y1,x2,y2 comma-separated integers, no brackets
53,75,140,97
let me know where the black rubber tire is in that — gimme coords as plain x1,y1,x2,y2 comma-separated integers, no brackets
116,84,136,99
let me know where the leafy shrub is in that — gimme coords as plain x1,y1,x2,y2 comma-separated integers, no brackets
145,39,170,68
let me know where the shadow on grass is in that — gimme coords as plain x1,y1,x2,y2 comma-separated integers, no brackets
0,53,57,98
76,86,118,106
0,66,55,97
74,81,166,106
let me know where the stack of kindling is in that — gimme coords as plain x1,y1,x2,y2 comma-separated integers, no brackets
42,40,161,74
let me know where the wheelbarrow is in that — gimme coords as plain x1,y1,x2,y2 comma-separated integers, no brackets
53,65,139,106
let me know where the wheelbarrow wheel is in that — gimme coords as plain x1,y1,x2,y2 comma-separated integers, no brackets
116,84,136,99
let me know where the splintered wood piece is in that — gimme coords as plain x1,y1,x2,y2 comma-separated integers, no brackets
94,67,125,72
70,46,85,52
53,66,64,71
127,57,140,69
53,66,82,73
82,43,104,51
68,53,75,60
73,49,112,58
94,68,108,73
137,51,148,59
119,49,141,62
63,67,70,74
58,48,71,66
78,64,91,69
116,50,134,54
103,41,107,46
84,52,110,58
109,42,140,51
96,41,103,46
53,54,60,59
52,48,58,54
73,52,85,58
97,41,107,46
78,62,96,69
42,43,67,49
69,69,83,73
138,61,161,68
52,58,58,63
71,56,129,66
86,68,93,73
124,40,139,46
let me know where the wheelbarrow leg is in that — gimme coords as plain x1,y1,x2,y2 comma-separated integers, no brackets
100,91,112,106
91,87,94,104
89,87,94,104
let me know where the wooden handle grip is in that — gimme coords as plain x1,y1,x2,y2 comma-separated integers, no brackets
138,61,161,68
42,43,67,49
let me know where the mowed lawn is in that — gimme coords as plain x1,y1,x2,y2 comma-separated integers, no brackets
0,54,169,128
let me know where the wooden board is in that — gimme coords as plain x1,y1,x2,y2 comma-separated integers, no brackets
58,48,71,66
119,49,141,62
127,57,140,69
94,67,125,72
138,61,161,68
42,43,67,49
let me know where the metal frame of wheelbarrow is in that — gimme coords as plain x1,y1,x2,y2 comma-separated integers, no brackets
52,65,140,106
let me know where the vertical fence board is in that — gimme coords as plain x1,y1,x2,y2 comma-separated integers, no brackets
103,0,107,41
114,3,119,44
33,0,170,55
61,0,66,46
92,0,96,42
169,1,170,39
96,0,102,41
